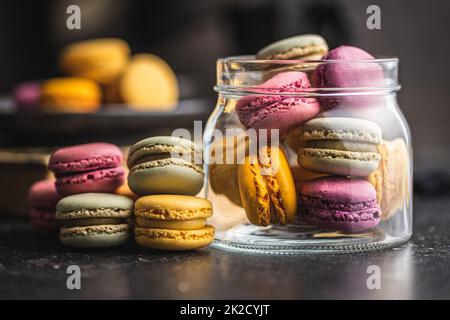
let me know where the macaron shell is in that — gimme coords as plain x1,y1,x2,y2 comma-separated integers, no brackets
59,38,130,84
300,177,377,203
55,166,126,196
237,155,271,226
235,72,320,135
301,206,381,233
49,142,123,174
245,98,321,137
377,138,410,220
128,159,204,196
127,136,201,168
208,133,247,207
56,193,134,219
314,46,384,110
118,54,178,110
135,225,215,251
60,224,131,248
257,34,328,60
39,78,101,113
259,146,297,224
299,177,381,232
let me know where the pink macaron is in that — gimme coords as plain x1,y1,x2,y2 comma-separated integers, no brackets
236,71,320,137
28,179,63,231
13,81,41,112
299,177,381,233
49,143,125,196
314,45,385,111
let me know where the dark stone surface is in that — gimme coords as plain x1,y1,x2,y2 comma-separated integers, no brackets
0,195,449,300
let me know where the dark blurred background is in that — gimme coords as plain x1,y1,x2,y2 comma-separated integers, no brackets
0,0,449,171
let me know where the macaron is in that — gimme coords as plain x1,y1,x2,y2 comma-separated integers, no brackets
13,81,41,112
134,195,215,251
59,38,130,84
49,143,126,196
314,45,384,110
298,117,382,177
299,177,381,232
237,146,297,226
208,135,246,207
56,193,133,248
106,54,178,110
257,34,329,60
127,136,204,196
39,78,101,113
368,138,410,220
235,71,320,137
28,179,62,231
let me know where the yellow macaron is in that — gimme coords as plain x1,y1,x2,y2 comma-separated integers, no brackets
134,195,215,251
39,78,101,113
59,38,130,84
106,54,179,111
237,146,298,226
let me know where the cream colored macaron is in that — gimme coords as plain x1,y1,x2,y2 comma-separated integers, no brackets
257,34,328,60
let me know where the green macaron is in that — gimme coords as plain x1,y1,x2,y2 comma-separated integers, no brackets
127,136,204,196
298,117,382,177
56,193,133,248
257,34,328,60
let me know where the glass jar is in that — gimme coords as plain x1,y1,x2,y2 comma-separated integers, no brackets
204,56,412,254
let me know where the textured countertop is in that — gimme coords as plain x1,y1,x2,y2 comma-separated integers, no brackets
0,195,449,300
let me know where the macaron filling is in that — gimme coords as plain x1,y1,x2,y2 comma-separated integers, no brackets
62,217,129,228
50,155,122,173
263,44,328,60
301,148,381,161
304,140,378,152
130,158,203,175
302,129,381,144
55,167,126,186
136,216,206,230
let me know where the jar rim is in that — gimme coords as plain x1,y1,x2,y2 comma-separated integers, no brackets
215,55,401,96
218,54,399,64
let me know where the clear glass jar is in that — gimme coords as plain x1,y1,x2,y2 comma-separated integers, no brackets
204,56,412,254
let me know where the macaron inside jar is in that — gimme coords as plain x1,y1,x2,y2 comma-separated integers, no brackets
314,45,385,111
235,71,320,137
298,117,382,177
299,177,382,233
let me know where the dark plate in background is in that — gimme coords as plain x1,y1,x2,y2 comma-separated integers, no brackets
0,96,213,147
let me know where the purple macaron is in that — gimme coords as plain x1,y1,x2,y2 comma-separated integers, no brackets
299,177,381,233
13,81,41,112
49,143,125,196
28,179,63,231
235,71,320,137
314,45,385,111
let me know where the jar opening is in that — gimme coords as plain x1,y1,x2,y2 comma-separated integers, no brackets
215,55,400,96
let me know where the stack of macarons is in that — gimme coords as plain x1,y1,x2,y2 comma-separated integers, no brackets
228,34,409,232
46,142,134,248
127,136,215,250
13,38,178,113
